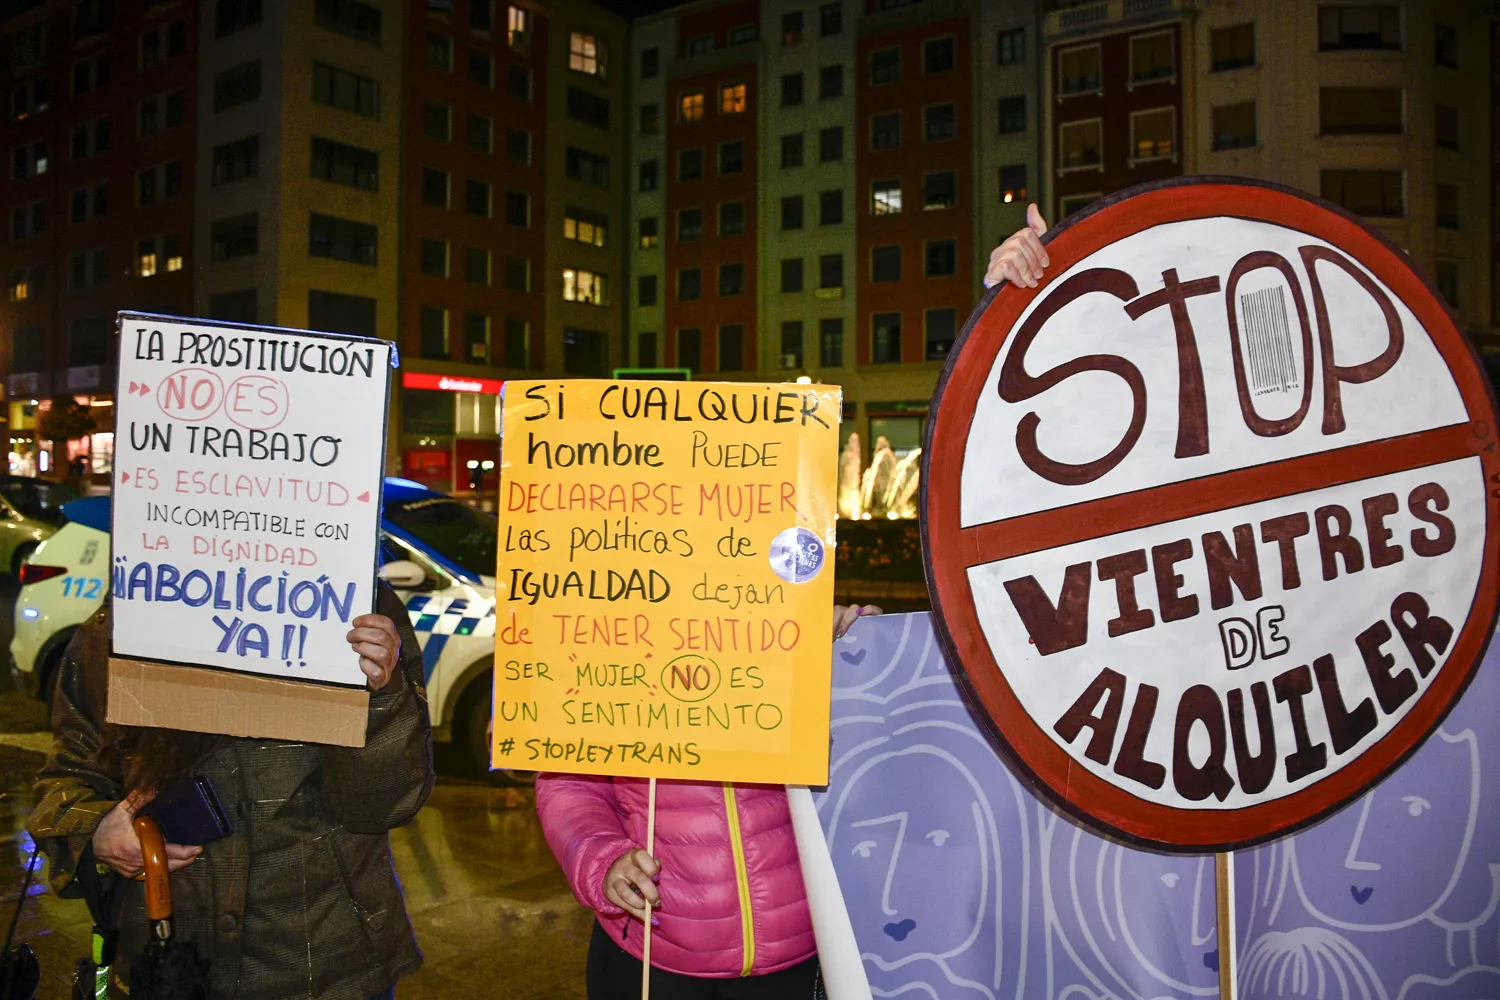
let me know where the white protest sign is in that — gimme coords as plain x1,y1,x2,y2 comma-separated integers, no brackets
923,180,1500,851
110,313,391,686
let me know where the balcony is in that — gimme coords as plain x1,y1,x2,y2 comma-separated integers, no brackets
1046,0,1186,38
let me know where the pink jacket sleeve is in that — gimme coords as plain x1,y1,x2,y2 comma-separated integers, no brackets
535,772,637,915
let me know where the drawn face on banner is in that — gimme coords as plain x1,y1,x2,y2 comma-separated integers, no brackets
1289,728,1478,928
923,179,1500,851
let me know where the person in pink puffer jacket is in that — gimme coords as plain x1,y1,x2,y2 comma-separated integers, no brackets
537,603,880,999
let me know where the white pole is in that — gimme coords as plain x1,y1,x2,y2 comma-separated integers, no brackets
788,785,873,1000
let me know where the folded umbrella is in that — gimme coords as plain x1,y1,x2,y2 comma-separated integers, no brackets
0,848,40,1000
127,817,208,1000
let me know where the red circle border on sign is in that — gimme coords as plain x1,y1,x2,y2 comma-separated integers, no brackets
920,176,1500,852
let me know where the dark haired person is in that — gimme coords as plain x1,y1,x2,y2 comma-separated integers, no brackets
31,584,433,1000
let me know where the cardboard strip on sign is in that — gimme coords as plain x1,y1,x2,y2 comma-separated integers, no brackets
106,656,370,748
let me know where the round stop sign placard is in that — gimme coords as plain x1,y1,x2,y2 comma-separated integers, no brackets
923,178,1500,851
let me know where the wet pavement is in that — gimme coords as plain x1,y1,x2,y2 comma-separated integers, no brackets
0,581,594,1000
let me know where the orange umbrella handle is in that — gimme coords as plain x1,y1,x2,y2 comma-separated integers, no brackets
132,815,172,922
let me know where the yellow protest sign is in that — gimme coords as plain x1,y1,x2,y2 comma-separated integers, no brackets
491,379,841,784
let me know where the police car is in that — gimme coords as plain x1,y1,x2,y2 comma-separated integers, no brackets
9,478,523,783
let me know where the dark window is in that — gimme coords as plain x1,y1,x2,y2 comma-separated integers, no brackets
309,213,377,265
641,47,659,78
504,255,530,291
677,208,703,241
1436,104,1458,150
637,332,657,367
1436,23,1457,67
470,0,493,31
819,253,842,289
677,268,702,301
782,133,805,168
998,95,1025,134
424,100,451,139
564,329,609,377
468,114,493,152
313,63,380,118
566,147,610,188
782,11,803,45
924,36,955,73
216,0,263,38
466,179,492,217
820,126,844,162
420,238,448,277
1436,183,1459,228
819,318,843,367
311,137,378,191
820,3,842,36
998,27,1025,65
679,148,703,181
308,290,375,337
567,86,610,129
873,312,902,363
719,202,745,236
639,275,658,307
464,313,490,363
465,246,490,284
819,189,843,226
924,171,957,210
469,49,493,86
780,322,804,367
1318,5,1399,51
872,113,901,149
718,263,745,296
315,0,382,45
428,34,453,70
870,47,899,84
999,164,1027,203
421,168,450,207
782,195,805,230
925,103,956,141
1059,45,1101,94
506,190,531,227
70,317,109,366
209,289,257,323
419,305,448,358
640,103,660,135
507,128,532,163
677,329,702,373
687,35,712,55
505,318,530,368
1130,31,1175,82
508,65,533,100
1212,102,1257,150
1321,169,1404,217
213,135,259,185
719,141,744,175
781,258,804,293
1211,23,1255,71
639,160,659,191
728,23,756,45
819,64,843,99
871,245,901,282
1321,87,1403,135
925,308,956,360
782,72,804,106
926,239,957,276
213,212,259,260
718,325,744,372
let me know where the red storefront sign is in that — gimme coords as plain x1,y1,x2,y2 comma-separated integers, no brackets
402,372,505,394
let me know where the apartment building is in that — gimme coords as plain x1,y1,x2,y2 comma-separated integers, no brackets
1047,0,1497,346
1,0,199,477
628,0,1044,457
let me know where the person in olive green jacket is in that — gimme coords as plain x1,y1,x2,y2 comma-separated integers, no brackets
31,582,434,1000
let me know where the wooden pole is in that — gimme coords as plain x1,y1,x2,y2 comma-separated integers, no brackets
641,777,658,1000
1216,851,1236,1000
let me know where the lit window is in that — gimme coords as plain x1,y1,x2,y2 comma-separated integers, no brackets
563,267,609,306
680,90,705,121
1130,108,1174,160
720,82,746,114
507,6,531,50
871,178,902,215
564,207,608,247
999,164,1027,203
569,32,604,77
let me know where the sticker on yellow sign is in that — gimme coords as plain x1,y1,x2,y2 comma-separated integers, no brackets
492,379,842,784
